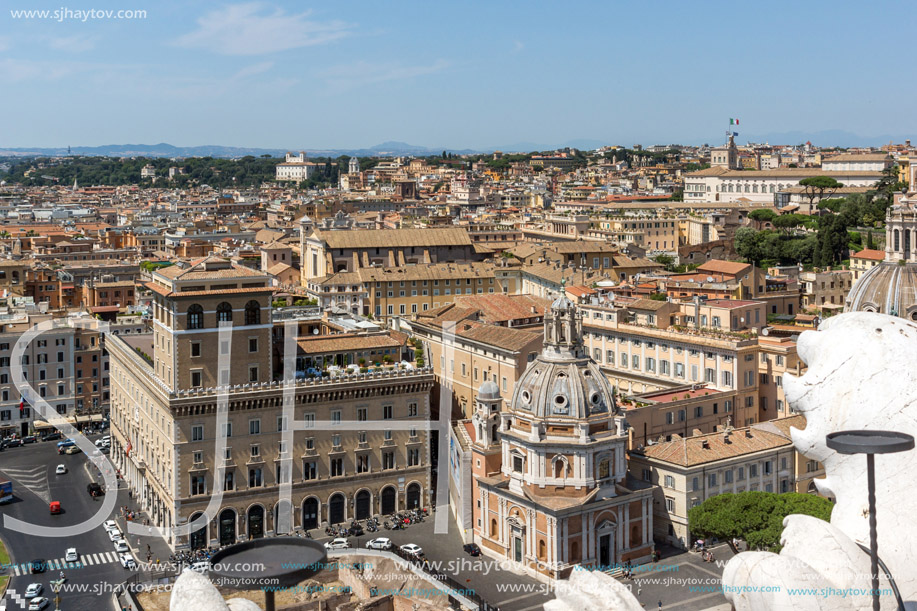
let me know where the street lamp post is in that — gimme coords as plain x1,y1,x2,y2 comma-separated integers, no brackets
825,430,914,611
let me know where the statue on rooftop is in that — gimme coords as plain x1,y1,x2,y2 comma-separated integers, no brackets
723,312,916,610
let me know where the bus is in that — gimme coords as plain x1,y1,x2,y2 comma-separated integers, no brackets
0,480,12,504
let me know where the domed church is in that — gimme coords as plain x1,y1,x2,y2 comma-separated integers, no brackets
470,294,655,580
847,196,917,318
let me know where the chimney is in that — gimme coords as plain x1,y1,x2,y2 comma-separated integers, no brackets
701,439,710,449
745,430,753,439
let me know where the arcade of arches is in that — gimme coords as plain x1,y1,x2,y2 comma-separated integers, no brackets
181,483,423,548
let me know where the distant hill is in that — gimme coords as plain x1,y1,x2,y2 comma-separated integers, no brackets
0,142,481,159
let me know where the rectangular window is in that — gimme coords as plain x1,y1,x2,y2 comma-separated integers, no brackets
191,371,202,388
664,475,675,488
382,452,394,470
357,407,367,421
277,416,287,432
248,468,263,487
191,425,203,442
190,475,206,496
249,338,258,353
330,458,344,477
709,473,718,486
725,470,733,483
249,419,261,435
303,461,316,480
691,476,699,491
408,448,420,466
331,410,341,425
408,402,418,417
383,405,393,419
249,366,258,382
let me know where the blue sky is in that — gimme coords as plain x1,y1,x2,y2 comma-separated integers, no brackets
1,1,913,150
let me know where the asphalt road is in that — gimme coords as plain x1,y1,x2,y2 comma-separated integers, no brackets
0,436,136,611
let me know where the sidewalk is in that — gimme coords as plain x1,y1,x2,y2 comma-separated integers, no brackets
114,490,173,569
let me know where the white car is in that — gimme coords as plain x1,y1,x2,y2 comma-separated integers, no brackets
108,530,123,542
113,540,129,553
119,552,137,569
24,583,42,599
399,543,424,558
365,537,392,550
64,548,78,563
324,538,350,550
28,598,49,611
55,464,67,475
103,520,119,533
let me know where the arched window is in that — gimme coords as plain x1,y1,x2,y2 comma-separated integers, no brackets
187,304,204,330
752,185,758,193
245,300,260,325
769,185,775,193
894,229,900,252
216,302,233,323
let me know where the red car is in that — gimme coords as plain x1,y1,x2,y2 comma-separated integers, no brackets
49,501,61,514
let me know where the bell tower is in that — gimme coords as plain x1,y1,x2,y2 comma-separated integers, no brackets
472,381,502,448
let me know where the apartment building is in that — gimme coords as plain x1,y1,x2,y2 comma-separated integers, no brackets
757,336,804,421
579,302,761,427
800,268,852,311
0,313,81,437
627,415,804,549
300,226,480,282
850,249,885,283
409,304,543,418
622,384,741,446
110,256,433,549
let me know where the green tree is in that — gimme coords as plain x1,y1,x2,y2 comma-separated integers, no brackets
748,209,778,224
866,230,876,250
689,491,833,552
799,176,844,208
734,227,764,265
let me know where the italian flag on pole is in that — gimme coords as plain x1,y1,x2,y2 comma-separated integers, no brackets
730,118,740,125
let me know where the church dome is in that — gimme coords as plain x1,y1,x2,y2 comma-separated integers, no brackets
477,380,501,401
510,356,616,420
847,198,917,320
509,292,616,420
845,261,917,319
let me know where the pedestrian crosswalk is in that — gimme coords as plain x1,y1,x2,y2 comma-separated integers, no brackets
0,465,50,503
9,551,122,575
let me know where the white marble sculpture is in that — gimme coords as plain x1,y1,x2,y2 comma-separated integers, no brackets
724,312,917,610
170,568,261,611
543,568,643,611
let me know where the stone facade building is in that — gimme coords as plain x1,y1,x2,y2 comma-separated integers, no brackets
109,256,433,549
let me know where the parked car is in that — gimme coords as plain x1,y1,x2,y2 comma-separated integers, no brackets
103,520,119,533
22,435,37,444
24,583,43,598
29,559,46,574
42,432,62,442
7,439,22,448
324,538,351,550
462,543,481,557
55,465,67,475
119,553,137,570
109,530,124,542
49,501,61,515
349,523,364,537
65,548,78,563
365,537,392,550
114,540,129,553
399,543,424,558
28,597,49,611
